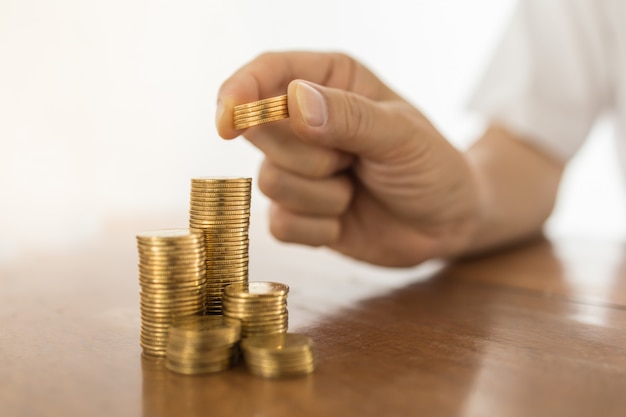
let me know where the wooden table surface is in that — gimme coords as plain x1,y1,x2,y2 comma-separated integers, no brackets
1,213,625,417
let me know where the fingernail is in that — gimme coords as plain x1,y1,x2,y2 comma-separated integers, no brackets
295,82,327,127
215,99,224,126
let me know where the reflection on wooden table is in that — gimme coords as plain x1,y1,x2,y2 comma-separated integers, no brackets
1,215,625,417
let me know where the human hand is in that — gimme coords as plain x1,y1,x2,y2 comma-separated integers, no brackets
216,52,480,266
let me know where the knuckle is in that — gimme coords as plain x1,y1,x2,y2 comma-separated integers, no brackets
307,153,336,178
257,161,284,200
268,208,293,243
254,51,279,64
339,93,374,145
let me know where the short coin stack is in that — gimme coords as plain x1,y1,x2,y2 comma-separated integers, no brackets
165,315,241,375
137,229,206,357
241,333,316,378
189,177,251,314
233,94,289,130
222,282,289,337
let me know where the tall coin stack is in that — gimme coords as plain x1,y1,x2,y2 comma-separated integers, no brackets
165,315,242,375
241,333,316,378
233,94,289,130
222,282,289,337
137,229,206,357
189,177,252,314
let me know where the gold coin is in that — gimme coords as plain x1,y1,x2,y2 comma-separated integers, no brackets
189,207,250,215
205,273,248,282
165,359,232,375
206,255,249,262
168,315,240,336
207,252,249,260
194,232,248,240
189,216,250,224
141,328,171,337
233,104,287,118
140,298,204,309
140,293,204,303
140,310,205,322
190,222,249,230
139,279,205,289
189,215,249,223
224,282,289,299
198,226,250,234
224,312,287,322
139,264,205,272
221,298,286,308
189,192,251,200
206,244,249,252
136,228,201,240
206,250,249,257
234,110,288,122
233,108,289,123
233,95,287,112
189,193,250,199
189,203,251,211
245,359,315,373
165,315,241,374
191,176,251,183
241,333,311,352
236,315,288,325
167,333,240,349
166,350,233,364
205,272,248,280
247,365,315,377
221,306,286,317
205,242,249,249
234,113,290,130
242,328,289,338
138,269,205,279
233,102,287,117
244,350,314,363
233,97,287,113
242,324,289,334
137,245,203,254
190,187,251,195
138,278,205,288
189,181,251,189
138,257,206,266
206,267,249,275
221,304,286,315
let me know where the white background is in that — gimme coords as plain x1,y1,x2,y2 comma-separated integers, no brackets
1,0,625,262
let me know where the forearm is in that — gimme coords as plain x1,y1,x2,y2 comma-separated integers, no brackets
463,125,565,254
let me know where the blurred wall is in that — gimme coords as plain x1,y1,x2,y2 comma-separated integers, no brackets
1,0,624,260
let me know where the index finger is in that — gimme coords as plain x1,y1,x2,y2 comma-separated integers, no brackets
215,51,389,139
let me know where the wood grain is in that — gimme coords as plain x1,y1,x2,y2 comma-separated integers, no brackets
1,217,625,417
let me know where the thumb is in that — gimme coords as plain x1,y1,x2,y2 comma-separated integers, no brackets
288,80,414,161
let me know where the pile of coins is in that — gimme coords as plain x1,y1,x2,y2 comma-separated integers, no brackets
222,282,289,337
137,229,206,357
136,171,317,377
189,177,252,314
165,316,241,375
233,94,289,130
241,333,316,378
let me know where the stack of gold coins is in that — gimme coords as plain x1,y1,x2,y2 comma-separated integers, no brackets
189,177,251,314
222,282,289,337
165,315,241,375
233,94,289,130
137,229,206,357
241,333,315,378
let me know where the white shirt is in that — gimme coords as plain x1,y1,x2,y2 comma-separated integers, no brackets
471,0,626,177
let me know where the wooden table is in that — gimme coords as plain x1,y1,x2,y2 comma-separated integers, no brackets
1,213,625,417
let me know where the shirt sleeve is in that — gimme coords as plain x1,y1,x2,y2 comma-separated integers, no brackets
469,0,613,161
